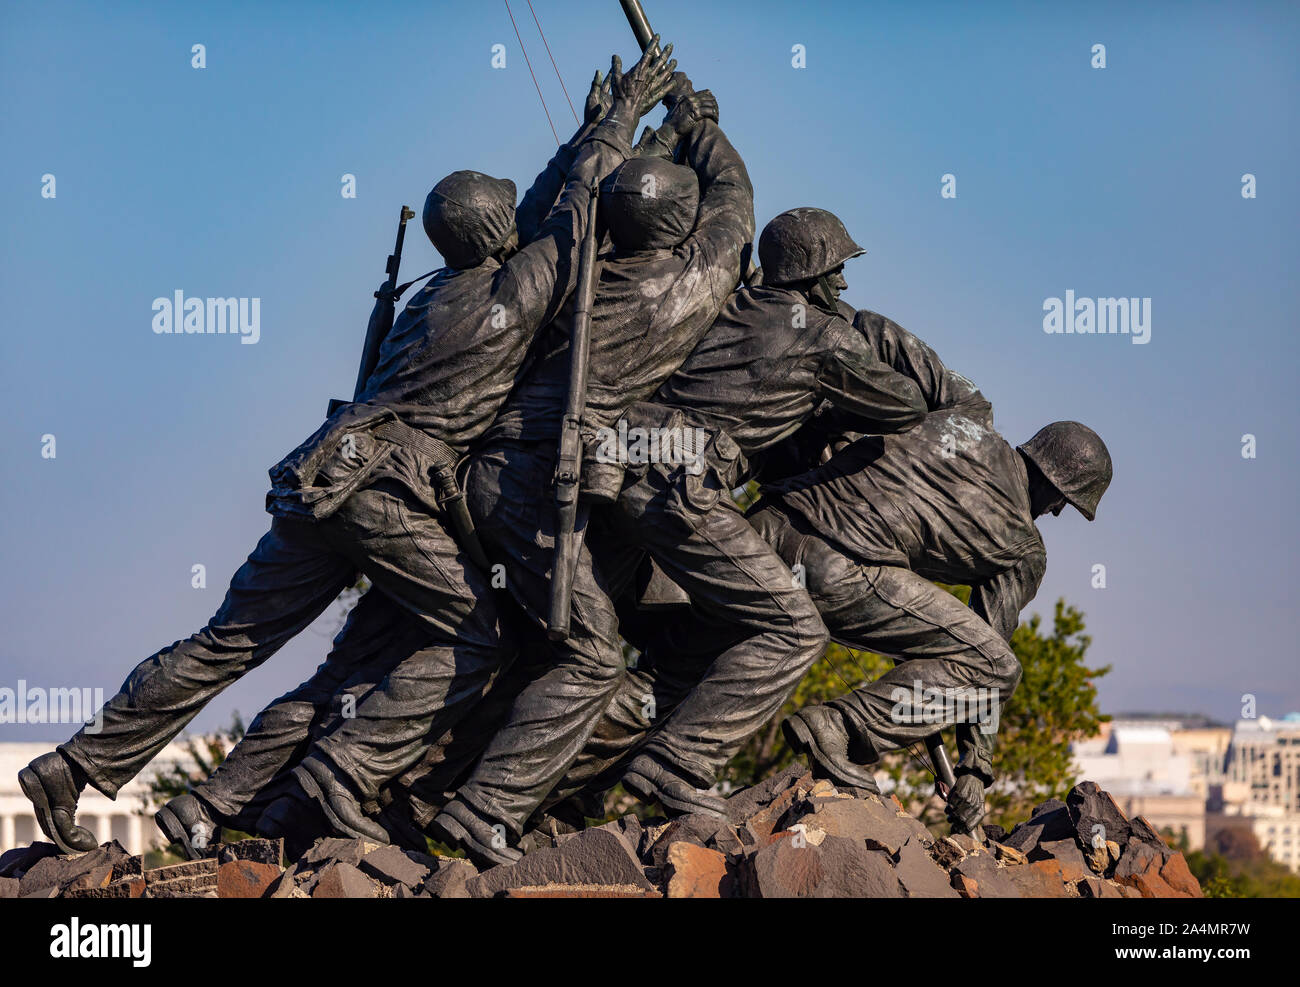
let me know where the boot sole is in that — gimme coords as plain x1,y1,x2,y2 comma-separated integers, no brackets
782,715,879,793
293,765,388,844
18,766,92,855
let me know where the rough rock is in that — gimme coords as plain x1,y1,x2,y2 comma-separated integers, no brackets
665,842,732,898
217,860,283,898
359,845,431,888
424,858,477,899
468,827,653,898
1067,781,1133,850
894,837,959,898
217,838,283,868
312,861,377,899
1029,838,1090,883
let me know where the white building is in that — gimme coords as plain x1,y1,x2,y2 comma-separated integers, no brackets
1211,715,1300,873
0,741,197,857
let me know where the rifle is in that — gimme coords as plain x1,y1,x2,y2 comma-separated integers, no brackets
547,182,601,640
328,205,435,415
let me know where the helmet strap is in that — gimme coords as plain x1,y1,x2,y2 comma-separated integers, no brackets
813,274,839,313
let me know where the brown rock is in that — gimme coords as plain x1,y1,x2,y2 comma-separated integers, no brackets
992,842,1027,866
312,862,377,898
725,764,811,826
894,837,959,898
425,858,477,899
217,838,283,867
665,842,732,898
65,876,146,899
951,873,979,898
217,860,282,898
1159,853,1202,898
1078,877,1126,899
1006,862,1071,898
1030,839,1090,883
1113,840,1177,898
469,828,653,898
952,854,1021,898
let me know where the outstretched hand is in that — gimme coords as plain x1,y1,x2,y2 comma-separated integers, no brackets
665,89,718,137
584,68,613,126
608,35,677,119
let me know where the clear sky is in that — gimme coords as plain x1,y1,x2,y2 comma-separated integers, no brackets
1,0,1296,743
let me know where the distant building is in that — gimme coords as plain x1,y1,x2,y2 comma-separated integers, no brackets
1208,715,1300,873
0,741,197,857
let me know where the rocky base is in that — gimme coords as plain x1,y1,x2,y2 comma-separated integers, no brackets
0,771,1201,899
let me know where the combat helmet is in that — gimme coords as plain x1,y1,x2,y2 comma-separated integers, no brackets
423,171,518,269
1017,422,1112,521
758,208,865,286
600,157,700,252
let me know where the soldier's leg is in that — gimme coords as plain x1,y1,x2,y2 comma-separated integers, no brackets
612,470,829,795
305,481,517,802
436,442,626,843
540,607,744,811
194,588,425,829
792,538,1022,765
59,518,355,800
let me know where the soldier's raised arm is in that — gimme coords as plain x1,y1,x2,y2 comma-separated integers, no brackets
515,68,621,245
503,41,677,331
675,99,755,293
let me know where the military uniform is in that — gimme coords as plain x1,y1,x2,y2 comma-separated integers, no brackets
57,117,633,805
444,118,756,836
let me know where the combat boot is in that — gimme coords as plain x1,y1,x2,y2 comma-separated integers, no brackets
782,705,881,793
427,799,523,869
18,751,98,854
155,793,220,860
292,756,389,844
622,753,728,818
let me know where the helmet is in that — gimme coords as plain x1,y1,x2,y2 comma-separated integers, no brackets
1017,422,1112,521
423,171,517,269
758,208,865,285
600,158,700,252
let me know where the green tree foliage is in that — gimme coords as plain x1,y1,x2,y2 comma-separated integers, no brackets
718,592,1110,833
1186,827,1300,898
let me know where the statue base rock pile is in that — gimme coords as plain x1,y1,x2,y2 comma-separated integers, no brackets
0,771,1200,898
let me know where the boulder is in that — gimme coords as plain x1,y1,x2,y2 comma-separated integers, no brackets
1066,781,1133,850
468,827,653,898
665,842,732,898
217,860,283,899
312,862,377,898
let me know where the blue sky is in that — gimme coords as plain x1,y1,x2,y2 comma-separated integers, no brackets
1,0,1296,742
